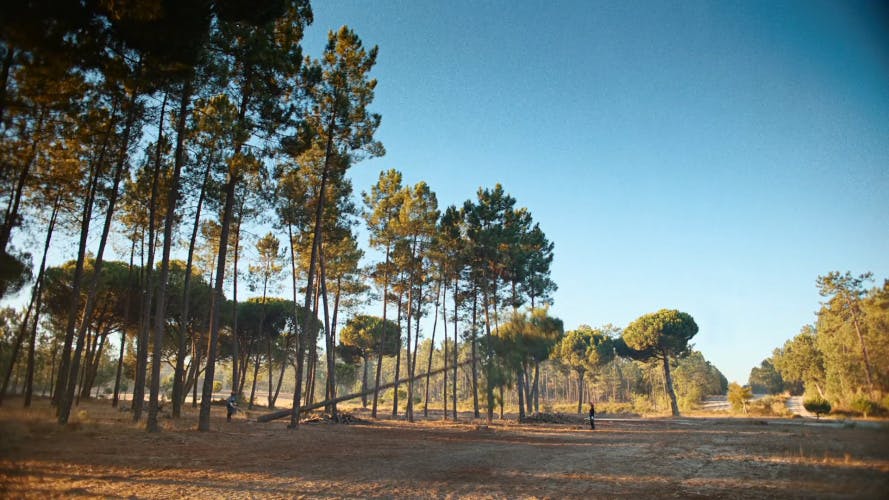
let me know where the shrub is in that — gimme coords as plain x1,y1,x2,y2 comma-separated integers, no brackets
728,383,753,414
596,401,637,416
851,397,880,418
803,397,831,419
748,395,791,417
213,380,222,393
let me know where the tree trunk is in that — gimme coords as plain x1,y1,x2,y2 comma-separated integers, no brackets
257,361,472,423
517,366,525,422
576,371,584,414
410,281,423,420
662,351,680,416
248,350,261,409
267,337,274,408
113,238,136,408
0,45,14,125
24,197,59,408
391,295,403,417
327,277,342,414
470,289,479,418
0,280,35,405
231,204,243,396
56,131,107,423
441,284,448,419
361,354,369,407
453,278,459,420
147,84,189,432
483,289,494,425
0,108,44,255
173,101,208,418
404,279,415,422
132,94,167,423
845,297,876,396
423,281,441,418
291,111,337,429
371,245,390,418
318,251,336,416
198,154,238,431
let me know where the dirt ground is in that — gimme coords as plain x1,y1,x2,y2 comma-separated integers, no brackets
1,399,888,499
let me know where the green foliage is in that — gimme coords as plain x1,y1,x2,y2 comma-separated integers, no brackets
339,315,400,361
212,380,222,393
803,397,832,419
850,396,881,418
748,358,785,394
622,309,698,358
772,326,823,396
554,325,614,376
770,273,889,405
747,395,791,417
727,383,754,414
673,350,727,404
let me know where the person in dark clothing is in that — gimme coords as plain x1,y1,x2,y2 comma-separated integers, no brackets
226,393,238,422
588,402,596,430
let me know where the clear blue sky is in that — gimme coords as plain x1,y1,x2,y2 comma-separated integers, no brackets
301,0,889,384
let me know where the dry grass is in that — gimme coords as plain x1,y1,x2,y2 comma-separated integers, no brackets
2,397,888,498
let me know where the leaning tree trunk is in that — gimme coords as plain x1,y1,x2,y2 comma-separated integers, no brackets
662,351,680,416
56,137,106,423
22,196,58,407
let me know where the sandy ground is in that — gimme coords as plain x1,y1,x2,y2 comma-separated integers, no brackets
1,399,888,499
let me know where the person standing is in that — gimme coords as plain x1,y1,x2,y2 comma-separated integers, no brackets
588,401,596,430
226,393,238,422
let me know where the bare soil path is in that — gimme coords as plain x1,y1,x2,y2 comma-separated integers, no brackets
1,399,887,498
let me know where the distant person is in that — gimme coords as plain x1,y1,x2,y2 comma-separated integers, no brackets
588,402,596,430
226,393,238,422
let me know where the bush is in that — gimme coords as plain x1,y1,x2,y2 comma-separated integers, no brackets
748,395,791,417
596,401,637,416
851,397,880,418
213,380,222,393
803,397,831,419
728,383,753,414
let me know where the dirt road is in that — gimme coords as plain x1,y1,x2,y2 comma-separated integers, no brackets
1,400,887,498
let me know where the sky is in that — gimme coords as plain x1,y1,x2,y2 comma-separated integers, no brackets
296,0,889,384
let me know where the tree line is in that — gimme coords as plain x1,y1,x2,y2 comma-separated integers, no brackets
748,272,889,416
0,1,728,430
0,0,380,431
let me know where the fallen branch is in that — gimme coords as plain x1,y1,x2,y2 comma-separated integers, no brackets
257,360,472,423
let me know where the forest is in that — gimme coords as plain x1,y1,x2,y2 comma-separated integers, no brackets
0,0,889,430
747,271,889,416
0,2,737,431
